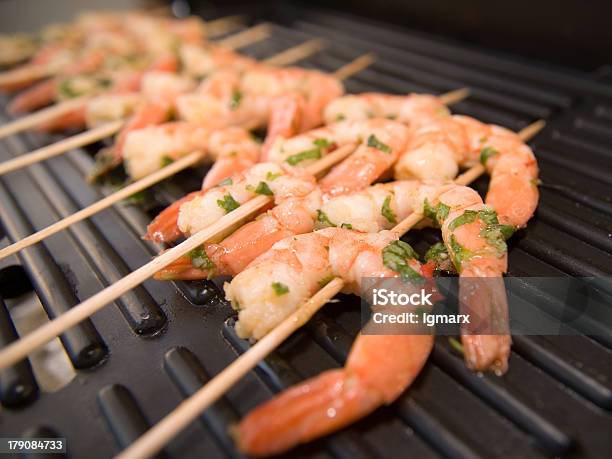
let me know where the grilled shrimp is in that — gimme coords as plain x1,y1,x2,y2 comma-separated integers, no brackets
176,66,344,148
122,122,260,181
267,118,411,196
224,228,433,455
324,92,448,124
398,114,539,228
146,162,315,243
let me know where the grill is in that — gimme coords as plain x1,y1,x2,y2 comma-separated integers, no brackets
1,3,612,458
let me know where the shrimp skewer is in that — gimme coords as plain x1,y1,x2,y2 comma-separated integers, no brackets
229,183,512,454
0,24,268,141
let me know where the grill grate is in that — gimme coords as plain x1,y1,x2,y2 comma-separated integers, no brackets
1,4,611,458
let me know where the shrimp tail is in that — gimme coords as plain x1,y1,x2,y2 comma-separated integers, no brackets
235,334,434,456
8,79,56,114
36,106,86,132
459,273,511,374
261,94,304,159
145,190,207,243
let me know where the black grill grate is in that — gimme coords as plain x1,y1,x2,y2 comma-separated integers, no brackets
0,4,611,458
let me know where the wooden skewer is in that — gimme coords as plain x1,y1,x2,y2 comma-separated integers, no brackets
213,23,270,50
332,53,376,81
0,23,271,142
0,15,245,94
114,119,545,459
115,277,346,459
0,96,90,140
204,15,246,38
0,120,123,176
0,53,372,261
0,64,58,89
263,39,325,67
0,144,357,372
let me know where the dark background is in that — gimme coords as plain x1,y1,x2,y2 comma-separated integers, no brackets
190,0,612,72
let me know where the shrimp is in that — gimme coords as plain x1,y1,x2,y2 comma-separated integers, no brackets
176,66,344,148
146,161,313,243
224,228,433,455
315,181,513,372
122,122,260,181
267,118,411,196
398,114,539,228
179,43,257,80
323,92,448,124
324,95,540,228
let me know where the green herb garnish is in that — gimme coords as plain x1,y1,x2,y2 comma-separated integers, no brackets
266,171,281,181
449,235,472,272
216,194,240,213
448,337,464,355
313,138,331,148
425,242,448,263
254,181,273,196
188,246,215,270
423,199,450,227
340,223,353,229
271,282,289,296
285,148,321,166
367,134,391,153
160,155,174,167
479,146,499,165
382,240,424,283
216,177,233,187
316,210,336,228
381,195,397,224
229,90,242,110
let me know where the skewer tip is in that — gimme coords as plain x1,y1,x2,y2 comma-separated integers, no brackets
439,87,470,106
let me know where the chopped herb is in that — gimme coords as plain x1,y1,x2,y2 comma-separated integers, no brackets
216,194,240,213
382,240,424,283
449,235,472,272
381,195,397,224
271,281,289,296
318,274,335,288
57,79,80,99
254,181,273,196
313,138,331,149
448,210,478,231
340,223,353,230
188,246,215,270
232,299,241,311
479,146,499,165
425,242,454,273
480,226,507,255
423,199,450,227
530,178,542,187
499,224,516,240
335,113,346,121
425,242,448,263
386,114,397,120
229,90,242,110
160,155,174,167
316,210,336,228
448,337,464,355
285,148,321,166
477,208,500,226
216,177,233,187
367,134,391,153
125,190,146,205
266,171,281,181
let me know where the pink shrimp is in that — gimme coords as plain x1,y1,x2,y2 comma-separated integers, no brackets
223,228,433,455
323,92,448,124
149,118,410,246
267,118,411,196
146,162,312,243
